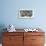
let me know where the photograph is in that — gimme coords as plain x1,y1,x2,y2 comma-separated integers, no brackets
19,9,33,18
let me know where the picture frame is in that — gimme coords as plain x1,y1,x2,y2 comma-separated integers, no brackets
18,9,33,18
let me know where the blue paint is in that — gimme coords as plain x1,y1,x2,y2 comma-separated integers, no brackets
0,0,46,31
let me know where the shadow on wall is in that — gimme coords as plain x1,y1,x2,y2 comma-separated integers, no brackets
0,24,7,43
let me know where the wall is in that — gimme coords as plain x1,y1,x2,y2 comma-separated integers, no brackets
0,0,46,31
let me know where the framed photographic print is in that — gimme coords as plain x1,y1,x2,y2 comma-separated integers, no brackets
18,9,33,18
